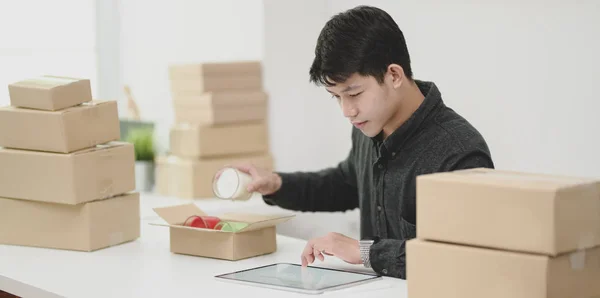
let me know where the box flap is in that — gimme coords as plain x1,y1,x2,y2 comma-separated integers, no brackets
218,213,295,233
153,203,207,225
422,168,599,190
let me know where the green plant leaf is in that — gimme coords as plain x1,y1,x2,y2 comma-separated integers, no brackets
125,128,155,161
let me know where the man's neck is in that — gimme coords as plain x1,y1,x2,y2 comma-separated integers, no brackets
382,80,425,139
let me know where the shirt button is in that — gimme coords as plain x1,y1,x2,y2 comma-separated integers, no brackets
391,152,396,156
382,269,388,274
378,164,383,169
377,205,382,212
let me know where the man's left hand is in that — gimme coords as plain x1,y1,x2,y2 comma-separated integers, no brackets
301,232,361,267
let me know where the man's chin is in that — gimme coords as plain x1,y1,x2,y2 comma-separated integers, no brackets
357,127,380,138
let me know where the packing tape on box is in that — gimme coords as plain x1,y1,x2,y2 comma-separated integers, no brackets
81,101,99,107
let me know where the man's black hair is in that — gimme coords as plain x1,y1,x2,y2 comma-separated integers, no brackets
309,5,413,86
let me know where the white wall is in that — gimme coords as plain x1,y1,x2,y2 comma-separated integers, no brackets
264,0,600,179
0,0,97,106
263,0,353,173
119,0,264,154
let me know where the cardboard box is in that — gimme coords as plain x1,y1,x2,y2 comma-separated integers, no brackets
169,61,262,94
172,91,267,125
0,142,135,205
170,77,262,95
0,192,140,252
407,239,600,298
152,203,293,260
155,153,274,199
8,76,92,111
169,61,262,79
0,100,120,153
170,121,269,158
416,168,600,256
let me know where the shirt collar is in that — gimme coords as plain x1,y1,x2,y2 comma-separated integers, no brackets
371,80,444,156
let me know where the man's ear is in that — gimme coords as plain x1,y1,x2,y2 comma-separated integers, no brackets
387,64,405,89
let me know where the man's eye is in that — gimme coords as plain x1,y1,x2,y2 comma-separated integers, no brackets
349,92,363,97
331,94,340,99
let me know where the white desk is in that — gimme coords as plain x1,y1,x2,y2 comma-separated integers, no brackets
0,193,407,297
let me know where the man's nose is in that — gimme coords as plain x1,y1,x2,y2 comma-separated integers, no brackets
341,98,358,118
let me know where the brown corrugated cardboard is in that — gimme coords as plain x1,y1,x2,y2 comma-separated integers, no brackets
169,61,262,78
168,61,262,94
170,76,262,95
8,76,92,111
0,192,140,252
152,203,294,260
416,168,600,256
407,239,600,298
0,100,120,153
172,91,267,125
170,122,269,158
172,90,267,104
155,153,273,199
0,142,135,205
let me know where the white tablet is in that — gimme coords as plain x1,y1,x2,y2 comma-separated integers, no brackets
214,263,382,295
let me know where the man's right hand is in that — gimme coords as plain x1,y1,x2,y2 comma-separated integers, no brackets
232,164,282,196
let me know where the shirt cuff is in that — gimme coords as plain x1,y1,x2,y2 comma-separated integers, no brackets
369,239,407,279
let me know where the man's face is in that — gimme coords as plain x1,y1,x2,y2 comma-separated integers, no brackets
326,73,398,137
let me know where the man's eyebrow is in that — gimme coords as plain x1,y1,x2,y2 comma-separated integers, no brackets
327,84,361,94
341,84,361,93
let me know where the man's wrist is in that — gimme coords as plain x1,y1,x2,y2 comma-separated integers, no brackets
359,239,374,268
273,173,282,193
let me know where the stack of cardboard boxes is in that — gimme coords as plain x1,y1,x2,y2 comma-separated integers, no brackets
408,168,600,298
0,76,140,252
156,61,273,199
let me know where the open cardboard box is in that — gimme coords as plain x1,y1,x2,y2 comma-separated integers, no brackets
152,203,294,260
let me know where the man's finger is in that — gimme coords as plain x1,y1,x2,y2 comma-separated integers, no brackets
313,247,324,262
230,163,253,174
246,179,266,192
301,241,315,266
301,251,314,266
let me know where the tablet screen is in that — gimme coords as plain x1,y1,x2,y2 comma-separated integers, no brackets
215,263,380,292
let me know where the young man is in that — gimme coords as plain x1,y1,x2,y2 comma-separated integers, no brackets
234,5,494,279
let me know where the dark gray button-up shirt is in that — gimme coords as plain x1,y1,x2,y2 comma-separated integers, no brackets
264,80,494,279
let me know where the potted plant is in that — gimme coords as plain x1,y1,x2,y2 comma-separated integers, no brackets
126,127,156,192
